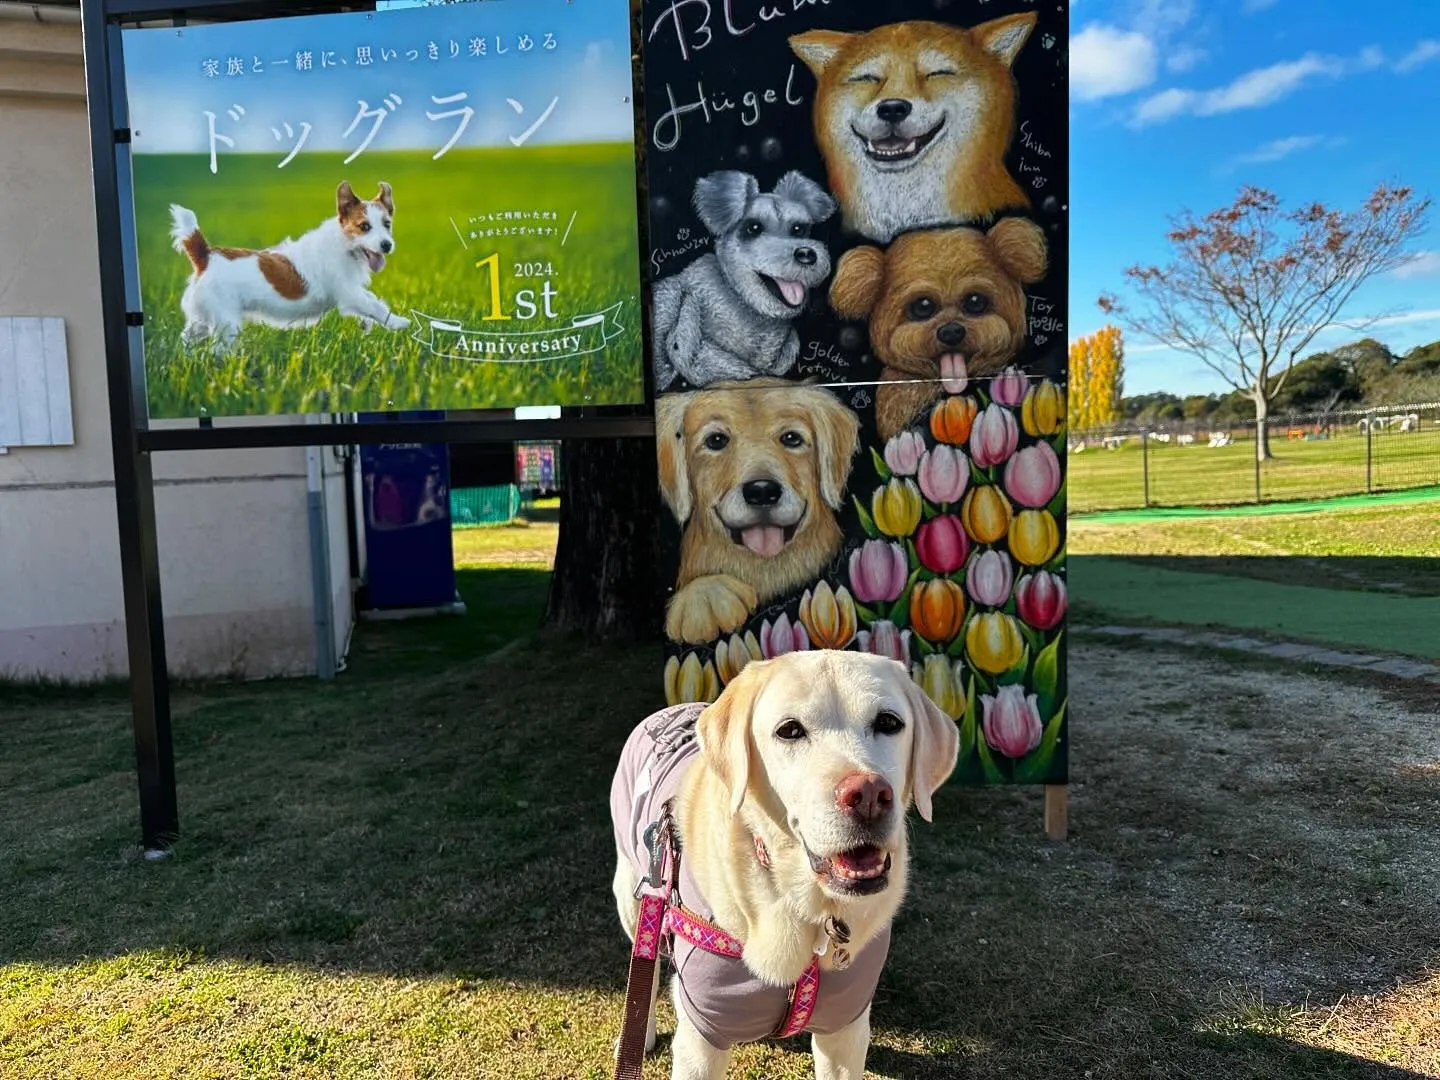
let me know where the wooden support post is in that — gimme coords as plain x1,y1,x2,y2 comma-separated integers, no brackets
1044,785,1068,841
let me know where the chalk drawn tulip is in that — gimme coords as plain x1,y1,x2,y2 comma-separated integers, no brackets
849,539,908,604
909,578,967,645
799,580,859,650
857,620,912,663
960,485,1013,545
915,514,970,575
990,365,1028,407
715,630,763,684
1004,442,1063,509
1022,381,1065,437
665,652,720,706
912,654,966,718
760,612,809,658
917,444,968,505
966,549,1014,609
969,402,1020,468
871,477,923,538
883,430,926,477
981,684,1044,758
965,611,1026,675
1009,509,1061,567
930,395,979,446
940,352,969,394
1015,571,1068,631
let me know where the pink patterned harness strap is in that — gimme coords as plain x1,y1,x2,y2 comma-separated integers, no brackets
667,902,822,1039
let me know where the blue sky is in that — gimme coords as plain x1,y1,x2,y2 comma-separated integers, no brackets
1070,0,1440,396
121,0,633,156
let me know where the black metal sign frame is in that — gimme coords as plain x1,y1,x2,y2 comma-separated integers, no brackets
79,0,654,850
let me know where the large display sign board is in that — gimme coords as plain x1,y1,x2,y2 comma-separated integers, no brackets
121,0,644,420
645,0,1070,787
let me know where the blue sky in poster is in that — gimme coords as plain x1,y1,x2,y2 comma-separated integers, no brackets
1069,0,1440,396
121,0,633,156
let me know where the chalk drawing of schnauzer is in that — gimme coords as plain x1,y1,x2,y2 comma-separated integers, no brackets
651,170,838,392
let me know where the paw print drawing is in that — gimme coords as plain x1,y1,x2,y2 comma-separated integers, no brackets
1042,33,1056,49
676,227,690,241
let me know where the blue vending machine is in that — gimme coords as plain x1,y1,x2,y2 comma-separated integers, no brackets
358,412,462,615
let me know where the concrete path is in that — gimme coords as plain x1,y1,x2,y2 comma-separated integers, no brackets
1080,624,1440,685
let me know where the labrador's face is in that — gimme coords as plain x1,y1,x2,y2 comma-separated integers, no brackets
698,651,959,901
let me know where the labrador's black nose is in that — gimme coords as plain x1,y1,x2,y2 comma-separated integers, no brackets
876,98,913,124
380,239,394,254
794,247,817,267
742,478,783,507
937,321,967,347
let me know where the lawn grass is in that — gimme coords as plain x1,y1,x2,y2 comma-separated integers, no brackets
1069,426,1440,512
3,597,1437,1076
132,147,644,418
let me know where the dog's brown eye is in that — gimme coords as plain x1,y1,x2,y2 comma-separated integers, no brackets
743,220,764,238
925,69,958,79
383,219,392,229
962,293,991,315
908,297,937,321
360,222,372,233
788,223,809,238
775,720,807,742
779,430,805,449
846,73,881,84
874,711,905,736
703,432,730,451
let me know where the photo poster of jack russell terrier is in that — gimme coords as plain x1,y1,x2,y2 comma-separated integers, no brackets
644,0,1070,788
119,0,645,420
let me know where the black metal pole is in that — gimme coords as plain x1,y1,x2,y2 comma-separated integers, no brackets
81,0,179,852
1365,418,1374,494
1140,428,1150,508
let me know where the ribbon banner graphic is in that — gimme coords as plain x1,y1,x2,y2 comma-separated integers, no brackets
411,302,629,365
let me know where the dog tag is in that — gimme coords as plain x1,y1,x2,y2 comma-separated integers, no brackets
823,916,851,946
831,947,852,972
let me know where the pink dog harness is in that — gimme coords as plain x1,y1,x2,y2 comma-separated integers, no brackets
610,704,890,1057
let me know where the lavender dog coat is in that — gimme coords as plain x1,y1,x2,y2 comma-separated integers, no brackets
610,703,891,1051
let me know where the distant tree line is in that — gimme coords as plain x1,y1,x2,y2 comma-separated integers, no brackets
1114,337,1440,427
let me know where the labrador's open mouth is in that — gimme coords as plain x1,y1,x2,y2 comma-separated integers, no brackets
807,843,892,895
726,522,799,558
360,249,386,272
855,118,946,164
759,275,808,309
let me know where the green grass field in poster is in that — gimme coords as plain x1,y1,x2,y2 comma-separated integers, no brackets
131,145,644,419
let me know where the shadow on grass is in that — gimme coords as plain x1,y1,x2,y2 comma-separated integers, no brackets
2,567,1437,1077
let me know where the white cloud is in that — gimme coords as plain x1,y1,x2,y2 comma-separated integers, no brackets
1395,40,1440,73
1392,252,1440,280
1166,46,1207,73
1070,23,1159,100
1238,133,1324,163
1130,49,1381,126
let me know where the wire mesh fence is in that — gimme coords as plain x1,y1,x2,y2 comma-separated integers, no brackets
450,484,527,526
1069,403,1440,513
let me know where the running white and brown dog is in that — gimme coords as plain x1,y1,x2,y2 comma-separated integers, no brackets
168,180,409,351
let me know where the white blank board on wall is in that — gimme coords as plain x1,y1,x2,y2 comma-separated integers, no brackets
0,316,74,448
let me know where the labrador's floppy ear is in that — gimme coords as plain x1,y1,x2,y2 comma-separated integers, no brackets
654,392,692,525
336,180,361,219
375,181,395,215
696,658,772,815
804,387,860,511
902,678,960,823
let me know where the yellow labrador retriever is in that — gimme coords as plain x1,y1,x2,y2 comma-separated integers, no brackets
611,650,959,1078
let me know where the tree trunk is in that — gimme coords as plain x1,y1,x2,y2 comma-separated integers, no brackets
543,436,663,639
1253,394,1272,462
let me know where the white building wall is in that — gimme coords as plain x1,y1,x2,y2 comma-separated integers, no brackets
0,16,352,682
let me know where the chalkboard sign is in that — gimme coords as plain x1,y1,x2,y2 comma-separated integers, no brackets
645,0,1069,788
